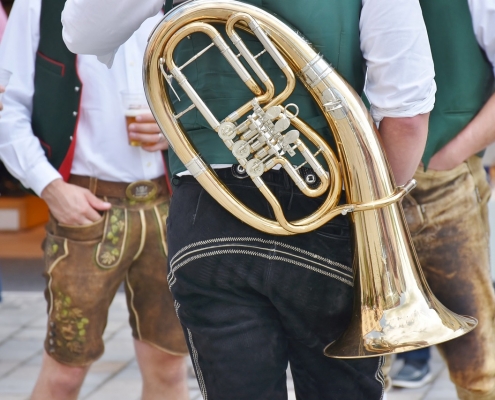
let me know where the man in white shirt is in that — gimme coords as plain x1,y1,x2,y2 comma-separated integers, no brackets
61,0,435,398
0,0,189,399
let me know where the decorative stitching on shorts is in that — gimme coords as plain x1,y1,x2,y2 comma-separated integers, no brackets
170,237,352,272
168,242,353,288
154,204,169,257
95,207,128,269
187,328,208,399
375,356,385,400
126,273,142,340
170,242,352,281
50,290,90,355
132,209,147,261
46,237,70,316
174,300,180,319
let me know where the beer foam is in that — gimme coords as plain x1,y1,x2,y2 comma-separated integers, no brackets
124,108,150,117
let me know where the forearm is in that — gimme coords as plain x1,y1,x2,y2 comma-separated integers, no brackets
436,92,495,166
0,126,62,195
378,113,429,185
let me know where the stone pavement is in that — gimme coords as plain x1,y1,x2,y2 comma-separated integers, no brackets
0,291,458,400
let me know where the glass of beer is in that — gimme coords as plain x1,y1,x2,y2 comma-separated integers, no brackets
120,90,152,146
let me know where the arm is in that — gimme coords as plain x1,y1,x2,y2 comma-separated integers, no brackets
428,93,495,171
361,0,435,183
0,0,110,224
61,0,163,67
0,0,61,196
379,114,429,185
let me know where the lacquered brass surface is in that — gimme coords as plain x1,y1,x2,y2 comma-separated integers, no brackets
143,0,477,358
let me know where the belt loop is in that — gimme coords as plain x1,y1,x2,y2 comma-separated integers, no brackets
88,177,98,195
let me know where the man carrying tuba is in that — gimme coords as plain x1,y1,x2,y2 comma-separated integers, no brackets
61,0,435,398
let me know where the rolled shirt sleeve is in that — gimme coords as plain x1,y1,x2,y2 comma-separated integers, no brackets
61,0,163,67
361,0,436,122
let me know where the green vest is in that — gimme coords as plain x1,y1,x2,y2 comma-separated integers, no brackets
420,0,494,167
169,0,364,176
32,0,82,180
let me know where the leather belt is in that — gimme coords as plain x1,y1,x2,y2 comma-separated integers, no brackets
68,175,168,202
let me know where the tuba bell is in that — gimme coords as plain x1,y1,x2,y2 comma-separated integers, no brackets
143,0,477,358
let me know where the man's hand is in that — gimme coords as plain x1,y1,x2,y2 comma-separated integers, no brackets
41,179,112,225
128,112,169,152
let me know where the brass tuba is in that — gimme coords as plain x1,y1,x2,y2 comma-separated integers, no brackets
143,0,477,358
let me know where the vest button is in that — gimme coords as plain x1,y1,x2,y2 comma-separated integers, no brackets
70,136,73,141
73,111,78,117
75,86,80,92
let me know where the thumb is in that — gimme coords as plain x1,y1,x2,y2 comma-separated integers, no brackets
85,191,112,211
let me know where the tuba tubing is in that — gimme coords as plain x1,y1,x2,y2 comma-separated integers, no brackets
144,0,477,358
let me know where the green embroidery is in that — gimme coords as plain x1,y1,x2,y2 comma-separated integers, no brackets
45,237,60,257
97,207,126,269
52,291,89,354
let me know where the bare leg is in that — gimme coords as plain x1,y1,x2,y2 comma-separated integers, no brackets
134,339,189,400
31,350,90,400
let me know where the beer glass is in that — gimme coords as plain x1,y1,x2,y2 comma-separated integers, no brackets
120,90,152,146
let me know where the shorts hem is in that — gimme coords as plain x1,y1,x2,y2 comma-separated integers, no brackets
136,337,189,357
44,344,104,368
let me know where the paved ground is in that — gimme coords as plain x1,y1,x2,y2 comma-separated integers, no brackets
0,291,458,400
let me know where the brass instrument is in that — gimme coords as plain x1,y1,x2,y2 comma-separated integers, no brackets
143,0,477,358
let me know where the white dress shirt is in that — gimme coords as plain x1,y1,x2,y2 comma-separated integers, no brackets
0,0,164,196
62,0,437,122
